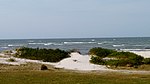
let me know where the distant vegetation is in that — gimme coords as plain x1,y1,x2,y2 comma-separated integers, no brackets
89,47,150,68
15,47,70,62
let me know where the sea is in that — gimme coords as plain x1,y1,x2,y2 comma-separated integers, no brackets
0,37,150,54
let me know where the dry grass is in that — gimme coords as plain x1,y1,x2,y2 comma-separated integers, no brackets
0,63,150,84
108,64,150,71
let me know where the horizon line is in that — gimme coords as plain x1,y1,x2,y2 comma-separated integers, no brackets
0,36,150,40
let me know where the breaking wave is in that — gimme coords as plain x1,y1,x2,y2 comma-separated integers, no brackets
63,42,96,45
28,43,63,46
113,44,125,47
8,44,24,47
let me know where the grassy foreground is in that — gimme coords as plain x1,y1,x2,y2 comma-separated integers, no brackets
0,62,150,84
0,70,150,84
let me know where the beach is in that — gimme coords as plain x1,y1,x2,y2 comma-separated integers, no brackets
0,50,150,72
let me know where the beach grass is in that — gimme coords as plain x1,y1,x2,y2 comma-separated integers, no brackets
0,70,150,84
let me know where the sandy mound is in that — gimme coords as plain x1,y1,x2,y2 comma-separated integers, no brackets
54,53,108,70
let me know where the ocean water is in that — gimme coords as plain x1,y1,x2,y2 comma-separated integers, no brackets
0,37,150,54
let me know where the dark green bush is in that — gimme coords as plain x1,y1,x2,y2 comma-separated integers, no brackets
89,47,144,67
108,52,137,59
89,47,116,58
143,58,150,64
127,54,144,66
90,56,105,65
15,47,70,62
108,51,144,66
105,60,120,67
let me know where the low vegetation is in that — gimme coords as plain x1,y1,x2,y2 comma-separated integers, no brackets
143,58,150,64
7,58,16,62
15,47,70,62
89,47,116,58
89,47,150,68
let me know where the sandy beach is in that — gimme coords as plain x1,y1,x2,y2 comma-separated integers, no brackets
0,50,150,72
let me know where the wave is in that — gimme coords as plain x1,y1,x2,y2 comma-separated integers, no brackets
8,44,24,47
120,49,150,51
63,42,96,45
1,47,8,49
27,40,34,42
101,41,113,44
98,43,103,45
97,41,113,45
113,39,116,41
91,39,95,41
113,44,125,47
28,42,63,46
29,42,46,45
44,43,63,46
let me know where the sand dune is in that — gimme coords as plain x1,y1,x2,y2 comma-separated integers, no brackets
54,53,108,70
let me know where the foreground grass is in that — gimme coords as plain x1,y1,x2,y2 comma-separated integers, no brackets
0,63,150,84
0,70,150,84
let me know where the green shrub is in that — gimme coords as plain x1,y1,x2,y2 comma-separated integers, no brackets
90,56,105,65
89,47,116,58
15,47,70,62
108,52,136,59
89,48,144,67
108,52,144,66
105,60,120,67
143,58,150,64
127,54,144,66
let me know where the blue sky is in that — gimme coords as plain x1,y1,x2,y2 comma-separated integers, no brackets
0,0,150,39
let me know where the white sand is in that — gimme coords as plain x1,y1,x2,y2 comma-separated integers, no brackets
130,51,150,58
54,53,108,70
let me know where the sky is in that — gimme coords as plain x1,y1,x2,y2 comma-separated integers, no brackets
0,0,150,39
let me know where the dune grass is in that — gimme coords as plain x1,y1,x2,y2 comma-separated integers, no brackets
0,70,150,84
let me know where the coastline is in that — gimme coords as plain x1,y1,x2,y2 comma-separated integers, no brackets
0,50,150,74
